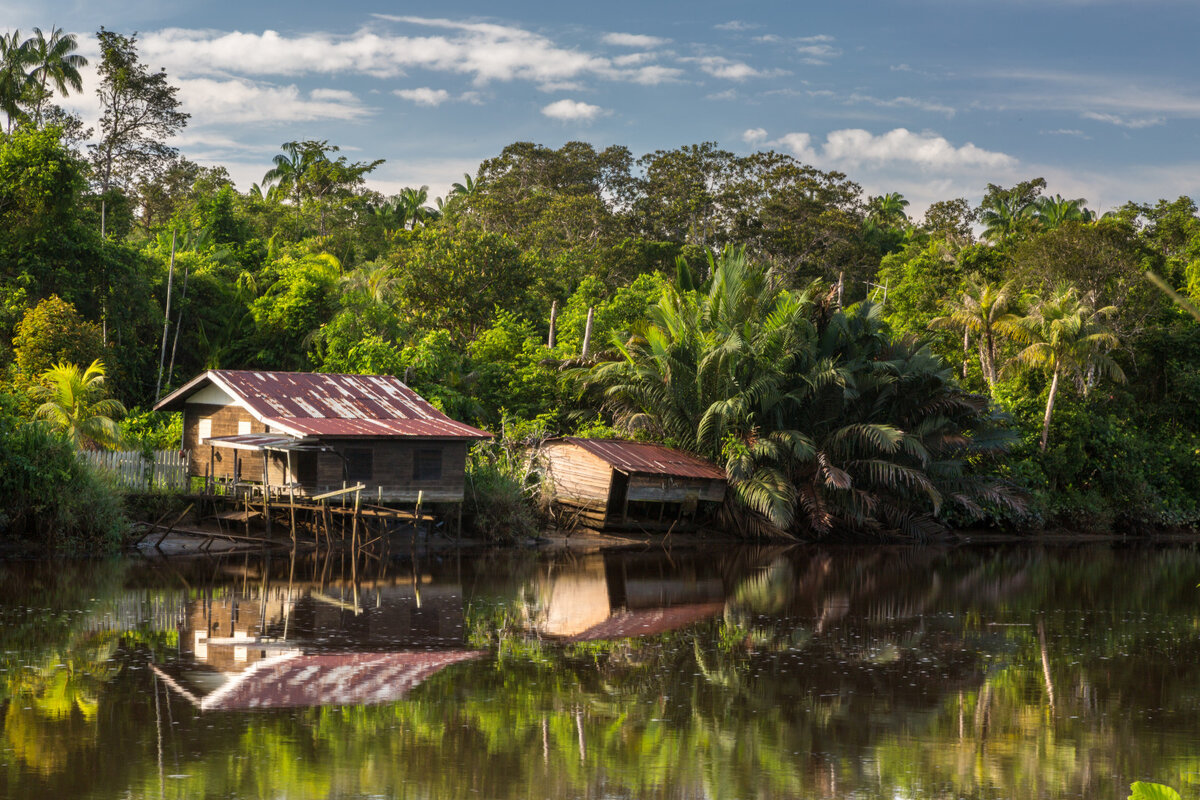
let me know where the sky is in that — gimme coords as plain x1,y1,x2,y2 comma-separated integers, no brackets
7,0,1200,215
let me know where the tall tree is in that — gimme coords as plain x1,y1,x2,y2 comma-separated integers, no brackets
0,30,34,132
89,29,189,238
930,277,1023,387
1032,194,1092,229
1006,287,1125,451
27,27,87,125
978,178,1046,242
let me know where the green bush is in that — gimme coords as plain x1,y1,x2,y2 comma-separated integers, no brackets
462,439,541,542
0,419,127,552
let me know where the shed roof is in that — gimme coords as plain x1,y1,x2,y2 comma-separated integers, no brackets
546,437,726,481
155,370,491,440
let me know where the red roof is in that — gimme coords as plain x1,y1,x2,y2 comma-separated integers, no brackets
155,370,490,440
200,650,483,710
549,438,726,480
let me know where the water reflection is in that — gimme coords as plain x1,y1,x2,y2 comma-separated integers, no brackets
0,544,1198,799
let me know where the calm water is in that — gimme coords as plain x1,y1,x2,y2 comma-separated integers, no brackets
1,544,1198,800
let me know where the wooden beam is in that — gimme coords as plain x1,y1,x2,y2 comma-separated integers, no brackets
311,483,367,501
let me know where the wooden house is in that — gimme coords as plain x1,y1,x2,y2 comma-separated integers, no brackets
539,437,727,529
154,370,490,503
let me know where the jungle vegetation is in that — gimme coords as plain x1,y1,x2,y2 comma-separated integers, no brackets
2,28,1200,544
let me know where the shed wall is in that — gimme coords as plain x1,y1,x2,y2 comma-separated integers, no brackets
626,474,726,503
541,443,614,510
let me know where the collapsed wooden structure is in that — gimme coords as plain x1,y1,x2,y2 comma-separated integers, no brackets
539,437,727,530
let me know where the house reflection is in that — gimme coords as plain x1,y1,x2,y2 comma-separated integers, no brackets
156,573,481,711
529,552,727,641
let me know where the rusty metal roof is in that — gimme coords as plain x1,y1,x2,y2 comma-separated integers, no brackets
155,370,491,440
548,437,726,480
192,651,483,710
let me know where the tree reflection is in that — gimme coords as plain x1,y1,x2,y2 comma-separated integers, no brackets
1,546,1198,799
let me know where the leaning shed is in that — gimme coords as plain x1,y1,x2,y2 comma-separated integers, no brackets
539,437,727,529
154,370,490,503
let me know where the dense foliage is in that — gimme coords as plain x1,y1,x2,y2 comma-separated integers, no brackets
2,27,1200,540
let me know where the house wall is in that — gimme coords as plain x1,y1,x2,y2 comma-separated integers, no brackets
313,439,469,503
183,403,271,482
540,443,614,510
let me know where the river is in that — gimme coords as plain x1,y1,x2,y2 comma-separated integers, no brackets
0,543,1197,799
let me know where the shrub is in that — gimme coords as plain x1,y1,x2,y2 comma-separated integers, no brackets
462,438,542,542
0,420,126,552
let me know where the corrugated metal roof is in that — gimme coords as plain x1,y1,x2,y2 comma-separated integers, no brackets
198,650,483,710
156,370,491,440
549,437,727,480
204,434,326,451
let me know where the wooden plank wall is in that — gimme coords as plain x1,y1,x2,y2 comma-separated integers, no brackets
540,443,614,511
626,475,726,503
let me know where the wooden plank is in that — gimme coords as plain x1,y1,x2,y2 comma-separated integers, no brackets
311,483,366,501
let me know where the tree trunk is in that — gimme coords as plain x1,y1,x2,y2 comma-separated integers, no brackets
547,300,558,349
166,260,190,391
581,306,595,359
963,328,970,379
1040,366,1061,452
155,230,177,400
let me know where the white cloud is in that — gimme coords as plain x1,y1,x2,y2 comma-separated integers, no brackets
983,69,1200,123
602,32,668,47
177,78,372,124
132,19,682,88
796,43,841,61
686,56,784,81
1041,128,1090,138
1081,111,1165,129
541,98,609,121
742,127,768,144
714,20,757,31
394,87,451,106
761,127,1013,174
707,89,738,101
846,93,956,117
537,81,587,92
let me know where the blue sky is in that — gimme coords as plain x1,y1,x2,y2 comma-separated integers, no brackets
9,0,1200,214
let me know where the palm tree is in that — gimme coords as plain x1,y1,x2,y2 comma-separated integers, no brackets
33,360,127,451
341,260,398,306
930,277,1024,387
262,141,310,211
0,30,34,132
398,185,439,228
868,192,910,228
587,247,1016,537
450,173,477,200
1032,194,1092,229
980,194,1035,242
26,27,87,125
1005,287,1125,451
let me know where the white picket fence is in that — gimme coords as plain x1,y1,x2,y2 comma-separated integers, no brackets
82,449,191,492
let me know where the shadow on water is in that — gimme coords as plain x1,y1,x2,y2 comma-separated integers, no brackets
1,542,1199,799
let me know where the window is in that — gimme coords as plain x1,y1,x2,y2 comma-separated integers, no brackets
238,419,252,435
414,449,442,481
345,448,374,482
198,418,212,443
